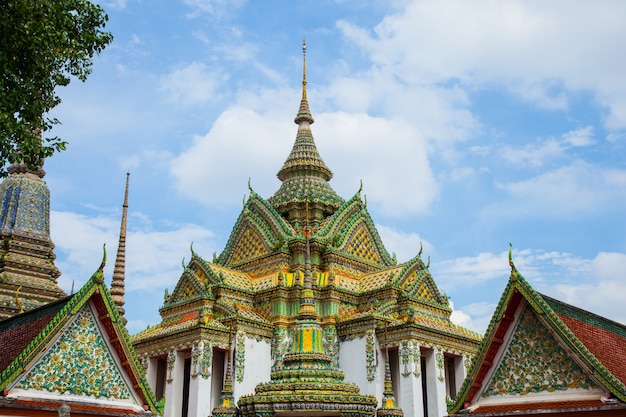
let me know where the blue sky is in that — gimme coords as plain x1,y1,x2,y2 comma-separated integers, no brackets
44,0,626,334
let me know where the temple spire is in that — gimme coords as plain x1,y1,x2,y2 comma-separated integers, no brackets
295,39,314,125
111,172,129,325
269,41,344,224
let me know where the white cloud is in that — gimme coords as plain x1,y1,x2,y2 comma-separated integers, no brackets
183,0,246,18
439,248,626,332
337,0,626,129
450,301,496,334
51,210,217,294
432,250,510,288
160,62,226,105
376,224,434,263
500,126,595,168
501,137,563,168
171,97,439,217
562,126,594,147
494,161,626,218
546,252,626,325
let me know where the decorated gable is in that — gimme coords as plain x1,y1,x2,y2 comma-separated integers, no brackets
482,303,600,399
219,194,294,267
391,256,448,307
16,302,135,401
0,257,159,416
168,268,206,304
449,248,626,416
320,196,394,269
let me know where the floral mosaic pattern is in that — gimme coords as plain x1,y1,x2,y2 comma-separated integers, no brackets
322,326,339,367
366,330,376,382
236,330,246,383
483,305,598,397
17,305,132,399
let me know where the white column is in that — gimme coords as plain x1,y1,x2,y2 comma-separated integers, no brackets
453,355,466,399
423,348,447,417
163,349,185,417
146,356,157,394
398,341,424,417
187,342,214,417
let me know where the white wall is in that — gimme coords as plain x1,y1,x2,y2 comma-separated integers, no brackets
233,335,271,402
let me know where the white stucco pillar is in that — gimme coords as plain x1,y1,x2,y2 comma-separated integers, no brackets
163,349,186,417
423,348,447,417
454,355,466,399
398,341,424,417
187,342,214,417
146,356,157,394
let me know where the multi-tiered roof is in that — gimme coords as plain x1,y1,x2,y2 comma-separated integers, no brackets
133,41,480,416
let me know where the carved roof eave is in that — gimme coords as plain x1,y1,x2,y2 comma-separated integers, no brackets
221,249,290,273
225,317,274,340
133,320,227,346
381,322,482,354
158,291,215,320
211,283,255,302
325,250,389,274
396,293,452,316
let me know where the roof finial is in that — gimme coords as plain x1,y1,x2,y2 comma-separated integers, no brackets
302,38,307,100
294,40,314,125
508,243,519,280
14,285,23,314
111,172,129,325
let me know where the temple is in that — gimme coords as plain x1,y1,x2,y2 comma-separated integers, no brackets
132,41,481,417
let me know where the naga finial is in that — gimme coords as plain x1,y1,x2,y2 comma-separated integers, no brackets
99,243,107,270
358,179,363,194
426,256,430,269
508,243,519,279
248,177,252,192
182,257,185,268
91,244,107,284
418,242,423,257
14,285,23,314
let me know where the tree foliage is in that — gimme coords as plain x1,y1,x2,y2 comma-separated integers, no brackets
0,0,113,176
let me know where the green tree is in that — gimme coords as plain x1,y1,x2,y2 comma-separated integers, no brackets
0,0,113,176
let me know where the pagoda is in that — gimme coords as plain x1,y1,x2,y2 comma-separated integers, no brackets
0,161,65,319
132,42,481,417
